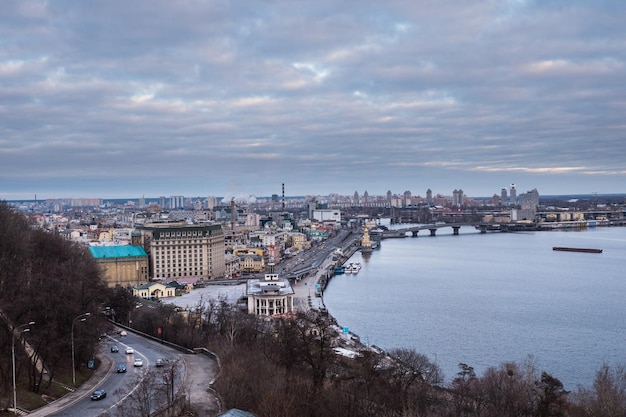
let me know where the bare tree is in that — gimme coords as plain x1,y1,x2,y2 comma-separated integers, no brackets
571,364,626,417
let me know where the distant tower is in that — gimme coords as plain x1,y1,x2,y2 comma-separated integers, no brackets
386,190,392,206
501,188,507,205
363,191,369,206
510,184,517,205
426,189,433,205
159,196,166,209
452,189,459,207
403,191,411,207
282,183,285,210
353,191,359,206
458,189,464,207
230,199,236,230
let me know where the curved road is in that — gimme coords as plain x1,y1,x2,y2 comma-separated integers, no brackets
28,328,219,417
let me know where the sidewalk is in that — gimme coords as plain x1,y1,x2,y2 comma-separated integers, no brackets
27,353,113,417
182,352,221,417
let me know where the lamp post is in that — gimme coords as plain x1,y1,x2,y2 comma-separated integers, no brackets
12,321,35,416
71,312,90,386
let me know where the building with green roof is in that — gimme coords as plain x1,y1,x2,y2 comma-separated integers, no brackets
89,245,148,287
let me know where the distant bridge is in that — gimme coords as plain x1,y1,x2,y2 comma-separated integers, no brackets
380,223,499,238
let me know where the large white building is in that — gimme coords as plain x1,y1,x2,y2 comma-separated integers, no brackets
312,209,341,222
138,221,225,282
246,266,294,316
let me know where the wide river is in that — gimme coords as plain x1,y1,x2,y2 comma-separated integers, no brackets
323,224,626,390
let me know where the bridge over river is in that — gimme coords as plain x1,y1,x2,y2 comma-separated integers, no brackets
380,223,498,238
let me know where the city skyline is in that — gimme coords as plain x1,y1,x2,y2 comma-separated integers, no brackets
2,1,625,201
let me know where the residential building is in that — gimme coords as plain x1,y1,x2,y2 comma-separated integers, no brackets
233,248,265,274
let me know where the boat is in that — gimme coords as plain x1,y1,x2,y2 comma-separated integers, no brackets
350,262,361,273
552,247,603,254
344,263,354,273
335,267,345,275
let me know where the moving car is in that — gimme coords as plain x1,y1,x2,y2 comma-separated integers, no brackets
125,347,134,354
134,358,143,367
91,389,107,400
116,364,127,373
110,345,119,353
155,358,164,367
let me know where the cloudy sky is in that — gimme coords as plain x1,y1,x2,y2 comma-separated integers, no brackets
2,0,625,200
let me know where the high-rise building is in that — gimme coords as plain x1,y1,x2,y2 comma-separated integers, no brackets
426,189,433,205
138,221,225,281
501,188,507,205
205,196,218,210
403,191,411,207
510,184,517,205
519,188,539,210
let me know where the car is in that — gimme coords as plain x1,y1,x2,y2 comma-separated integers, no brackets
110,345,119,353
134,358,143,367
125,347,134,354
116,364,127,373
155,358,164,367
91,389,107,400
120,331,128,336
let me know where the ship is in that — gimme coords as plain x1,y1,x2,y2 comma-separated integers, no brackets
552,247,603,254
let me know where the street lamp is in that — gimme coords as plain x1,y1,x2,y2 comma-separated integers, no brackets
12,321,35,416
71,312,90,386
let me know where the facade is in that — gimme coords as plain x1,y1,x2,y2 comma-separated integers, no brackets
312,209,341,222
246,268,294,316
138,221,225,282
233,248,265,274
89,245,148,287
133,282,177,299
224,253,241,278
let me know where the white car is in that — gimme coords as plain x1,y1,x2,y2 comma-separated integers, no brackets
125,347,134,354
134,358,143,367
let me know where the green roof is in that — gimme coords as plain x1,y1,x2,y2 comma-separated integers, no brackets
89,245,147,259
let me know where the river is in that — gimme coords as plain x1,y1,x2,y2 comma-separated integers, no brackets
323,224,626,390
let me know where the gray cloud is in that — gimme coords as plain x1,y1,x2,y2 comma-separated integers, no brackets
1,0,625,200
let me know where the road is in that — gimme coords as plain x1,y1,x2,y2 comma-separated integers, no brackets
29,328,218,417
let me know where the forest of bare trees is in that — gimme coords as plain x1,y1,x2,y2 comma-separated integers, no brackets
0,201,109,411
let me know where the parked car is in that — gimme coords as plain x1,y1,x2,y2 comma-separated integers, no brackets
155,358,164,367
116,364,127,373
110,345,119,353
134,358,143,367
125,347,134,354
91,389,107,400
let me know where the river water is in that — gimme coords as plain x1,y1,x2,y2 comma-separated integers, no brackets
323,224,626,390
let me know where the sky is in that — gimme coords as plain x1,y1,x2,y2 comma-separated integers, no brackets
1,0,625,201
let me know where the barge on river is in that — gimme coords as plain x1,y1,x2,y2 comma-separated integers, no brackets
552,246,603,254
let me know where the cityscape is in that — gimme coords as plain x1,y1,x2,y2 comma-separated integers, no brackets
6,184,625,288
3,0,626,415
2,185,625,416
